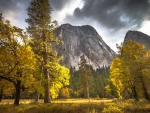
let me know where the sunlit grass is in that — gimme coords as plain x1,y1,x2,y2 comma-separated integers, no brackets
0,98,112,105
52,98,112,103
0,99,43,105
0,99,150,113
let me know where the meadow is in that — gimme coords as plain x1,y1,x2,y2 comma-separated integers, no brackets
0,99,150,113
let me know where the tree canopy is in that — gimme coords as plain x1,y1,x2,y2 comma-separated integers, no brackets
0,18,39,105
26,0,69,103
110,40,150,100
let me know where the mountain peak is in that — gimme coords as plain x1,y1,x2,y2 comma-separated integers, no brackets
54,24,116,70
61,24,97,32
124,30,150,50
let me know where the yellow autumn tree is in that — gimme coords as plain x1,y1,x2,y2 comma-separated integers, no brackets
59,87,70,99
0,18,39,105
50,63,70,99
110,40,150,101
0,79,14,102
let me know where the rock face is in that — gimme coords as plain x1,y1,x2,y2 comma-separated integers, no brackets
54,24,116,70
124,30,150,50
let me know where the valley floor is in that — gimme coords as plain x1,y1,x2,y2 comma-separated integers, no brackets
0,99,150,113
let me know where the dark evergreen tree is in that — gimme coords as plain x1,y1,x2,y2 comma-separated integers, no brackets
78,55,93,98
26,0,60,103
69,60,111,98
0,13,2,21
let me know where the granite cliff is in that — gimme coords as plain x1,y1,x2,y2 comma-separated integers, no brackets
54,24,116,70
124,31,150,50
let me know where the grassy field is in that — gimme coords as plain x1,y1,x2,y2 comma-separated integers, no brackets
0,99,150,113
0,98,112,104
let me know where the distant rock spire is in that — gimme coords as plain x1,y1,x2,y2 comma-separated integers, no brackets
124,30,150,50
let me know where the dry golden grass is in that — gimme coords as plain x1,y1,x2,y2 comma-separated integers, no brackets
0,99,150,113
0,98,112,104
52,98,112,103
0,99,43,105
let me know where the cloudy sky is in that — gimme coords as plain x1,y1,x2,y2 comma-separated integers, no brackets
0,0,150,51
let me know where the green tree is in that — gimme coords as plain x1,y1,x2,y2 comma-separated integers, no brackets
78,55,93,98
26,0,69,103
70,64,110,98
26,0,57,103
0,13,3,21
95,67,110,98
69,70,80,98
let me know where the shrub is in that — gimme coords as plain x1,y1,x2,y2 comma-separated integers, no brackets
102,103,123,113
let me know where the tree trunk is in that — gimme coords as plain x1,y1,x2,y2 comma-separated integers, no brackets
132,77,139,101
86,81,89,99
43,51,51,103
14,80,21,105
139,68,150,100
0,87,3,102
35,91,39,102
133,85,139,101
141,80,150,100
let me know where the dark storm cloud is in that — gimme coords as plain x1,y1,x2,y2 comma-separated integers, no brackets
1,0,149,32
67,0,150,31
0,0,31,28
49,0,72,11
0,0,71,17
0,0,18,13
0,0,30,14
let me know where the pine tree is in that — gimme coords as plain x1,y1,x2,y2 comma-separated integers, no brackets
78,55,93,98
0,13,2,21
26,0,62,103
